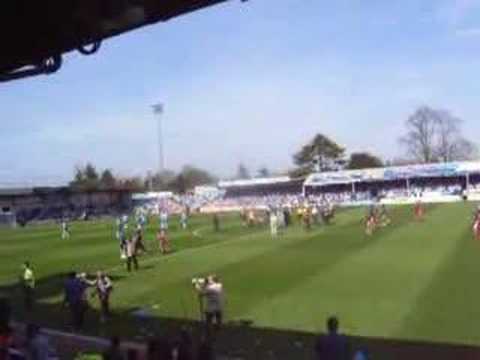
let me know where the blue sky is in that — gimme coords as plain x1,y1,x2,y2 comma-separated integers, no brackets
2,0,480,186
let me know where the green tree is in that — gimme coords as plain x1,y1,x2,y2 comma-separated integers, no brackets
145,170,177,191
236,163,250,179
118,177,145,191
170,174,187,194
347,152,383,169
257,166,270,178
180,165,216,189
84,163,99,181
100,169,116,189
83,163,100,190
292,133,345,176
70,163,100,190
71,166,85,185
165,166,216,194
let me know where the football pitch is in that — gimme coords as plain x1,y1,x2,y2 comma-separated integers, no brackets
1,202,480,350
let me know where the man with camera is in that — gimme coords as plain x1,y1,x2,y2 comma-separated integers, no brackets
193,275,224,333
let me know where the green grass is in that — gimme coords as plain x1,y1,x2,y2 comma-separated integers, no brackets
1,203,480,355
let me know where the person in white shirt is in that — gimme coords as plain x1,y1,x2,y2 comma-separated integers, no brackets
160,210,169,231
277,208,285,229
61,220,70,240
125,238,139,272
270,211,278,237
180,211,188,230
92,271,113,323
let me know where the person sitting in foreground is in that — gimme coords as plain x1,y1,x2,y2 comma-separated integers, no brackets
314,316,350,360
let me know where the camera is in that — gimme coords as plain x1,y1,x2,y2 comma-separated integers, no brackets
191,277,206,287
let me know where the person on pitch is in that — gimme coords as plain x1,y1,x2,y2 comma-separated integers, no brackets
157,229,171,254
303,207,312,230
61,218,70,240
379,204,391,227
240,208,247,227
125,237,139,272
270,209,278,237
414,200,424,221
247,209,256,227
91,271,113,323
472,205,480,240
21,261,35,312
180,210,188,230
134,225,147,254
365,206,377,236
63,272,89,330
213,213,220,232
277,207,285,229
159,209,169,231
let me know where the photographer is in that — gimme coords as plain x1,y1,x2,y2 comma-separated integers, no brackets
194,275,224,333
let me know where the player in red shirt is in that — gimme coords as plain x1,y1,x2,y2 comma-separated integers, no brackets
414,201,424,221
157,229,170,254
472,206,480,241
364,205,377,236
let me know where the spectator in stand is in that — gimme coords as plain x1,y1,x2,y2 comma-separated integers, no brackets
146,339,158,360
126,348,138,360
146,337,172,360
157,337,173,360
314,316,350,360
25,324,56,360
196,339,214,360
176,329,193,360
0,299,12,360
103,336,124,360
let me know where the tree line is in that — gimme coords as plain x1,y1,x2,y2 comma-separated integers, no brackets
290,105,477,176
69,105,478,192
69,164,217,193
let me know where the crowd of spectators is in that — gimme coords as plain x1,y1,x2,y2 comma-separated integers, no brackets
0,298,58,359
2,291,366,360
197,178,473,212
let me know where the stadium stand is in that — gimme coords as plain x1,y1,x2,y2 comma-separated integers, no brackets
0,187,133,227
196,161,480,212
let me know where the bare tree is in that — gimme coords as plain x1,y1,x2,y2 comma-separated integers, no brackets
434,110,461,162
449,138,478,161
434,111,477,162
400,106,477,163
399,106,438,163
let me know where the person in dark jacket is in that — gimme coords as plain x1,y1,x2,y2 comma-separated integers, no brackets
63,272,89,330
103,336,124,360
314,317,350,360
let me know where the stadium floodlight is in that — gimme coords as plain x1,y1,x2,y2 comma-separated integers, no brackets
152,103,165,174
